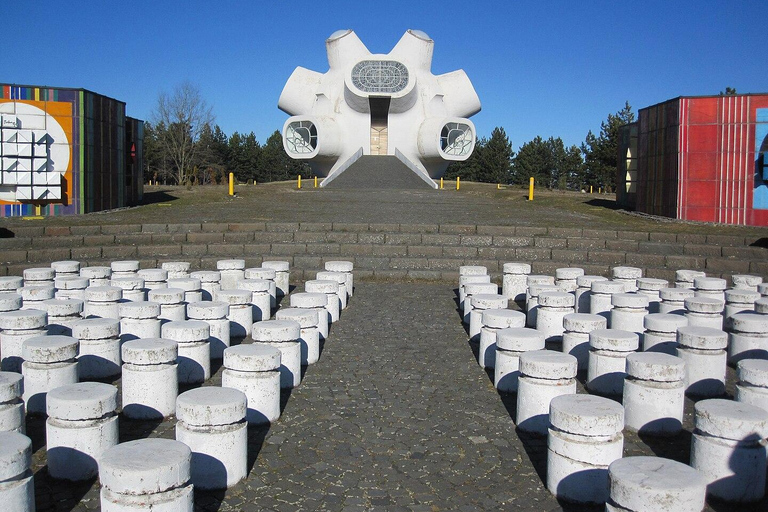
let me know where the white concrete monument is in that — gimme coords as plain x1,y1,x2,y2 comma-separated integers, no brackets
279,30,481,187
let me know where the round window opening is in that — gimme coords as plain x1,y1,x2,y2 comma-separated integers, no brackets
351,60,409,94
440,123,473,157
285,121,318,155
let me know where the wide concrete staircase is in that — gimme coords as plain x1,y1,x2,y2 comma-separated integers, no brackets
325,156,432,189
2,222,766,284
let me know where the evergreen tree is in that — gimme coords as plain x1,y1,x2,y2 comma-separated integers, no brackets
581,101,634,192
512,136,551,186
477,127,514,184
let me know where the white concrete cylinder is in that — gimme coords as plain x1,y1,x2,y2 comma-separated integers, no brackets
675,269,706,289
23,267,55,286
245,267,277,309
0,431,34,512
186,301,230,360
502,262,531,303
72,318,121,379
516,350,577,435
458,274,491,309
46,382,118,481
190,270,221,301
110,276,146,302
478,309,526,369
759,283,768,297
161,261,191,280
526,284,560,329
316,271,348,311
19,284,55,309
684,296,724,330
694,276,727,302
216,289,253,339
0,308,47,372
607,456,706,512
536,291,575,343
137,268,168,291
167,277,202,304
623,352,686,435
574,275,607,314
676,326,727,397
304,280,341,324
0,276,23,292
110,260,140,278
326,260,354,298
42,298,83,336
222,344,281,425
0,372,24,433
175,387,247,490
724,288,760,319
99,438,192,511
732,274,763,291
589,280,626,322
609,293,648,334
276,308,321,365
546,394,624,504
0,292,22,314
562,313,607,370
659,287,695,315
758,297,768,314
119,301,162,343
148,288,186,323
83,286,122,319
736,359,768,413
494,328,545,393
642,313,688,354
637,277,668,314
22,335,79,415
612,266,642,292
468,293,508,343
54,276,89,301
80,266,112,287
290,292,330,340
51,260,79,275
262,260,290,297
252,320,302,389
162,321,211,384
587,328,639,395
526,274,555,306
690,399,768,502
465,282,500,325
555,267,584,293
459,265,487,278
237,279,272,322
726,311,768,365
121,338,178,419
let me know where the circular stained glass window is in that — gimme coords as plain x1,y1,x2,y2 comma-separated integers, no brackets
351,60,409,94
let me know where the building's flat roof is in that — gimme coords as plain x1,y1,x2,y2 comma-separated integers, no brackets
641,92,768,111
1,82,127,106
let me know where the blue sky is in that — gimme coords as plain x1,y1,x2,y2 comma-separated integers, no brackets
3,0,766,150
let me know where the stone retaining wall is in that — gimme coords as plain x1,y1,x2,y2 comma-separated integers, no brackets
2,223,766,283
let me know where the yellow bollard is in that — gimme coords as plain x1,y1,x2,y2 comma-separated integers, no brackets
229,173,234,196
497,183,501,190
599,187,602,194
314,176,318,188
298,175,302,189
456,176,460,190
590,185,593,194
440,177,444,189
528,177,534,201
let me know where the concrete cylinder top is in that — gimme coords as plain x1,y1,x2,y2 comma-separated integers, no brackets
187,301,228,319
482,309,526,329
244,268,276,280
644,313,688,332
470,293,508,310
290,292,328,308
111,260,140,273
0,371,23,402
754,297,768,314
137,268,168,281
0,276,24,290
0,309,47,330
636,278,669,291
167,278,201,292
496,327,546,352
252,320,301,342
326,260,354,273
527,275,555,286
738,359,768,386
727,311,768,333
148,288,184,304
611,293,649,308
217,259,246,270
55,276,89,290
46,382,118,420
162,261,190,273
0,292,22,311
538,291,575,308
589,329,639,351
694,398,768,440
162,321,210,342
121,338,177,365
684,297,724,313
24,267,55,281
224,344,281,372
459,265,487,276
51,260,81,273
84,286,122,302
119,301,161,319
725,289,761,304
612,266,642,279
555,268,584,280
262,261,289,272
464,283,498,296
276,308,318,329
42,299,84,317
22,335,78,362
190,271,221,283
694,277,727,291
216,289,251,305
20,286,55,301
677,326,728,350
110,276,145,290
576,275,607,288
237,279,271,293
0,430,32,480
591,280,626,294
316,271,346,285
563,313,606,333
676,269,706,282
660,287,695,301
519,350,577,380
305,280,338,294
732,274,763,288
549,394,624,435
626,352,686,381
503,262,531,274
80,266,111,280
176,387,247,426
72,318,120,340
99,438,191,494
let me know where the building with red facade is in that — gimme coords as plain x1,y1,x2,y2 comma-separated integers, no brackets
618,94,768,226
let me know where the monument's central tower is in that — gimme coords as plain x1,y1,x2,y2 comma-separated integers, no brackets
278,30,481,187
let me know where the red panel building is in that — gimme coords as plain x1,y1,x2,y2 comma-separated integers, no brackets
618,94,768,226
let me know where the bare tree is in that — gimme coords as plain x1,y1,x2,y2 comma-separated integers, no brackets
152,81,214,185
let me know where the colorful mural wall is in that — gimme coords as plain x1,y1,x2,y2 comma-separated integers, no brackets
0,85,143,217
623,94,768,227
